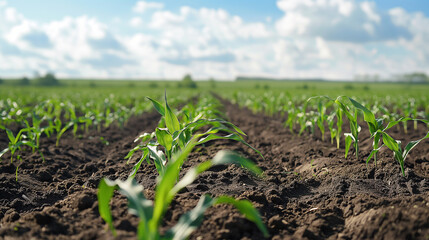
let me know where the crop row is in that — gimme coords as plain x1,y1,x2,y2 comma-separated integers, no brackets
1,90,270,238
98,93,269,239
230,92,429,176
0,91,186,178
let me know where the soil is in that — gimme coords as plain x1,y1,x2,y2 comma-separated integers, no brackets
1,99,429,240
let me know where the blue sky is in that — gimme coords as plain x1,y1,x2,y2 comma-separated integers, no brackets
6,0,429,23
1,0,429,80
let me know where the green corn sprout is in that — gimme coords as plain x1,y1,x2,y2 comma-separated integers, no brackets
335,105,343,149
0,127,44,180
334,97,360,160
98,145,269,240
327,113,336,145
315,101,328,141
347,97,382,164
378,130,429,176
349,97,429,171
126,93,262,178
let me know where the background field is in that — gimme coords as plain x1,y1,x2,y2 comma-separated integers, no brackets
2,79,429,99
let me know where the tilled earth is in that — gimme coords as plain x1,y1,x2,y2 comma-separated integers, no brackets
1,99,429,240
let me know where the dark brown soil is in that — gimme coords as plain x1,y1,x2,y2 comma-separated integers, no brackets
1,100,429,240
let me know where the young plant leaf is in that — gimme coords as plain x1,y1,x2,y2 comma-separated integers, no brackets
115,178,154,228
348,97,376,127
147,97,165,116
129,148,149,178
164,93,181,134
383,117,411,131
211,150,263,176
366,145,383,166
0,148,10,159
150,140,196,233
165,195,216,240
156,128,173,151
381,132,399,152
402,131,429,160
147,145,167,176
97,179,117,236
344,134,353,158
6,128,16,143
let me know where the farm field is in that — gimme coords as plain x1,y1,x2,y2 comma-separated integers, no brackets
1,80,429,239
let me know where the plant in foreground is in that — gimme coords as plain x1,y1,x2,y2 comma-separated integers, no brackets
377,130,429,176
347,97,429,175
0,126,44,180
98,144,269,240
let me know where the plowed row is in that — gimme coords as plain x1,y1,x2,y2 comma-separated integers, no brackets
1,99,428,239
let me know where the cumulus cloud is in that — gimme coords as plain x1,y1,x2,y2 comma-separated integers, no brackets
129,17,143,27
44,16,125,60
133,1,164,14
389,8,429,63
148,7,271,40
5,20,52,49
275,0,411,42
1,0,429,79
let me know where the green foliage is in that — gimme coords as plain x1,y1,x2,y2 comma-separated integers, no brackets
343,84,354,90
178,74,197,89
107,92,268,239
149,82,159,88
0,126,44,180
399,72,429,83
98,149,268,240
18,77,30,86
381,131,429,176
35,73,60,86
127,93,262,178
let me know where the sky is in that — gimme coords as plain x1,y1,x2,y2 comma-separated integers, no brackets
1,0,429,80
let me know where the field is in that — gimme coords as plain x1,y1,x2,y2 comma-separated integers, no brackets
1,80,429,239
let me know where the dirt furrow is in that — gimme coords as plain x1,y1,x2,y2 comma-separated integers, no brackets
1,99,429,240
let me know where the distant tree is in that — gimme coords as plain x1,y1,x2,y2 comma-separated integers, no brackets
393,72,429,83
18,77,30,86
403,72,429,83
36,72,60,86
178,74,197,88
0,78,4,84
149,82,159,88
209,78,216,88
344,83,354,90
263,84,269,90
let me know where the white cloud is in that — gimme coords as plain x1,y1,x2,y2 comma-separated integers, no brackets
275,0,410,42
316,37,331,59
361,2,380,23
149,7,271,40
149,10,184,28
129,17,143,27
1,0,429,79
389,8,429,63
133,1,164,14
